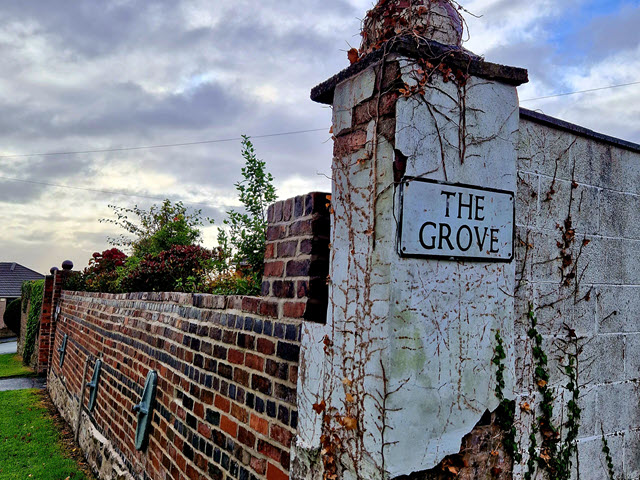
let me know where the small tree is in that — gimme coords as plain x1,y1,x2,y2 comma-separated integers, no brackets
219,135,277,278
101,199,210,258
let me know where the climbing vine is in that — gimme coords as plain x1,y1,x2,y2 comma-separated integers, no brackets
601,428,616,480
493,331,521,463
521,304,583,480
22,279,45,365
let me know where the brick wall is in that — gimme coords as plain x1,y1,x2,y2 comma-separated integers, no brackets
35,275,55,374
46,192,330,480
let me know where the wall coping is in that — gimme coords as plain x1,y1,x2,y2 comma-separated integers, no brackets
520,107,640,154
310,35,529,104
61,290,286,319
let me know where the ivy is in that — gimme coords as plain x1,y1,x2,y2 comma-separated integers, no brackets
601,429,616,480
525,304,582,480
22,279,45,365
557,331,581,480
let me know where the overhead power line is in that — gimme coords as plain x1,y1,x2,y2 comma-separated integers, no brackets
521,80,640,102
0,127,328,160
1,80,637,160
0,174,234,209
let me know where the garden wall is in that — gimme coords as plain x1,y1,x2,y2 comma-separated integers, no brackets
514,109,640,479
46,192,330,480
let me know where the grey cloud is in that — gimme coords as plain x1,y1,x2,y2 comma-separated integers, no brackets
0,179,45,204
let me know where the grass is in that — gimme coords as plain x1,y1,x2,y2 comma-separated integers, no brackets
0,353,35,379
0,389,88,480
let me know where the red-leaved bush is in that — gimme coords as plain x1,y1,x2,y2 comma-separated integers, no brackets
120,245,213,293
84,248,128,292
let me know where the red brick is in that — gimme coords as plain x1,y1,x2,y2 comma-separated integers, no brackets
186,464,199,480
228,348,245,365
264,261,284,278
252,375,272,395
250,414,269,435
272,281,295,299
282,198,293,221
276,241,297,258
266,225,286,241
242,297,260,314
286,260,310,277
238,426,256,448
333,129,367,157
296,280,309,298
259,301,279,318
214,395,230,413
353,91,398,125
176,453,187,471
245,353,264,372
283,302,306,319
289,219,313,236
258,440,283,463
220,415,238,438
257,338,276,356
267,462,289,480
201,389,214,405
251,456,267,475
265,243,275,259
198,422,212,438
234,368,250,387
195,452,207,470
231,403,248,423
270,424,293,449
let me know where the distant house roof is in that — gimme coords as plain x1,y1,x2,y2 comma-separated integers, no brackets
0,263,45,298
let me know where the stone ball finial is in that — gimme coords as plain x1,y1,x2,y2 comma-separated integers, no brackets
360,0,464,54
61,260,74,271
50,267,59,275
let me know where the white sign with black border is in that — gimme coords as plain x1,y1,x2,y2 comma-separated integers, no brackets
398,177,515,262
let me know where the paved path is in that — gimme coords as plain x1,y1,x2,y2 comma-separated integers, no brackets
0,377,46,391
0,339,18,355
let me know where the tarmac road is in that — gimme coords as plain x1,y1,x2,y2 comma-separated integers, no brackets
0,338,17,355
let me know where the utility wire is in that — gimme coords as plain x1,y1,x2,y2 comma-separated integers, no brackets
0,127,328,160
0,174,234,209
1,80,637,159
521,80,640,102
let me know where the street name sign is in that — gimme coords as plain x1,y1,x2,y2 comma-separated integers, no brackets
398,178,514,262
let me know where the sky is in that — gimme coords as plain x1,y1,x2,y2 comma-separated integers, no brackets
1,0,638,274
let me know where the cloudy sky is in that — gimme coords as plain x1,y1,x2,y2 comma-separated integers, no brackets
1,0,638,274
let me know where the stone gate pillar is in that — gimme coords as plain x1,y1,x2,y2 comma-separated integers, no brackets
294,1,528,479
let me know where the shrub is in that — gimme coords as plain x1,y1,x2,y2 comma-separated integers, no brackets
83,248,127,292
120,245,214,293
3,299,21,334
208,271,261,296
63,271,87,292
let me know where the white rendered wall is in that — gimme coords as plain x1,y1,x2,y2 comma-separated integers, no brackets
295,57,521,478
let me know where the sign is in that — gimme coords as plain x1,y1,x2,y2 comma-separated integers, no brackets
398,178,514,262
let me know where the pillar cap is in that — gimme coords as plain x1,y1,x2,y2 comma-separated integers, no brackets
361,0,464,53
310,36,528,105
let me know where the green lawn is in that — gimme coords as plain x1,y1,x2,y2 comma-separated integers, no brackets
0,354,34,379
0,389,88,480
